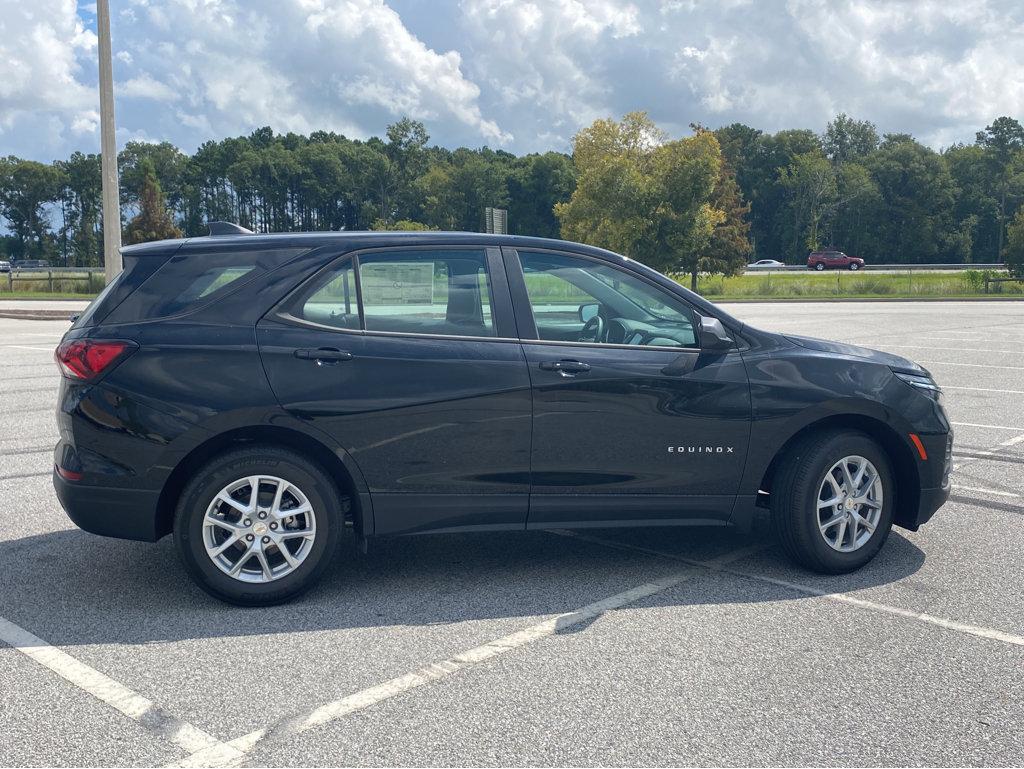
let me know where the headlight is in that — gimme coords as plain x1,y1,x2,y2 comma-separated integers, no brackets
893,371,943,402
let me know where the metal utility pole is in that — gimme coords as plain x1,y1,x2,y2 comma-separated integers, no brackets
97,0,122,282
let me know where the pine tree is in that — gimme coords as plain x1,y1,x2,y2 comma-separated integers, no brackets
125,159,182,244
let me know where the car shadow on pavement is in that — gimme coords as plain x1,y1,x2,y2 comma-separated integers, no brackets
0,524,924,647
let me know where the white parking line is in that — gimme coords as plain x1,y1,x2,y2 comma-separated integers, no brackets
555,532,1024,649
950,421,1024,431
943,385,1024,395
171,543,764,768
3,345,55,351
869,345,1024,355
917,360,1024,371
953,484,1020,499
0,615,234,759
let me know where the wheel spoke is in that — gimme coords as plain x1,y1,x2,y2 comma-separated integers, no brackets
833,518,848,547
847,514,859,543
209,534,240,557
856,470,877,498
228,546,253,576
840,461,856,494
205,511,246,534
276,543,299,568
278,526,315,541
819,513,845,532
270,480,287,518
851,459,867,492
274,502,312,521
255,548,273,581
245,476,262,510
818,495,842,510
856,495,882,510
853,510,876,534
215,493,249,516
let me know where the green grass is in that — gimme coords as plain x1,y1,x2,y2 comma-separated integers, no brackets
689,270,1024,300
0,291,99,300
2,269,1022,303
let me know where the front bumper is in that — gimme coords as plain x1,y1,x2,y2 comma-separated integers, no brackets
897,431,952,531
912,483,951,530
53,468,162,542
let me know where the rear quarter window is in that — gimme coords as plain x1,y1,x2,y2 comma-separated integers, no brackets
107,248,306,322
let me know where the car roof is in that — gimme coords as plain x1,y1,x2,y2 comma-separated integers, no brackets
121,230,631,263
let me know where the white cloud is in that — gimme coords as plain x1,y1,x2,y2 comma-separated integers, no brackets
2,0,1024,161
0,0,97,147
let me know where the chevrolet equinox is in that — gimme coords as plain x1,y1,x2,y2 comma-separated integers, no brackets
54,225,951,605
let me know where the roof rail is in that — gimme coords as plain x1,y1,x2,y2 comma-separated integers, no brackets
208,221,255,236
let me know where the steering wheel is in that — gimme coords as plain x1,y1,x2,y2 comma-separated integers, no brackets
579,313,604,343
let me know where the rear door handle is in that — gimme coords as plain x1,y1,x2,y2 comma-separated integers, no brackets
294,347,353,365
539,359,591,376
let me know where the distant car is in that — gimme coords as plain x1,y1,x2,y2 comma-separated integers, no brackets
0,260,11,273
808,251,864,271
13,259,50,269
747,259,786,270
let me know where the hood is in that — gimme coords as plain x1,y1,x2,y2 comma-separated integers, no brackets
784,334,927,375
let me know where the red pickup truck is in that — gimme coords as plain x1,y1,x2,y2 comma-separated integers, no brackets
807,250,865,270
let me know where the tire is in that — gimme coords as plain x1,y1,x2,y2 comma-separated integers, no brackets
771,430,894,574
849,263,860,271
173,445,343,606
814,262,825,271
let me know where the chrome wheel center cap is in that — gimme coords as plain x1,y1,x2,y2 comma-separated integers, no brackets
253,522,268,536
844,497,854,510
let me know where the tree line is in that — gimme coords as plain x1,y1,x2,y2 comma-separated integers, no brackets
2,113,1023,275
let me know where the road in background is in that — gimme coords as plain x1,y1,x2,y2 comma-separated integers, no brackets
0,302,1021,766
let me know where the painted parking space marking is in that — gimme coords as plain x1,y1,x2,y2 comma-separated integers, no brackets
952,484,1020,498
950,422,1024,431
0,615,232,759
916,360,1024,371
555,532,1024,649
942,385,1024,395
867,344,1024,355
170,543,764,767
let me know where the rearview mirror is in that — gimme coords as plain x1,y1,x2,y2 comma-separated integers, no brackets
578,303,599,323
698,315,733,351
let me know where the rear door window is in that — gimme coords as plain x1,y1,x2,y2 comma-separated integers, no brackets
291,248,495,338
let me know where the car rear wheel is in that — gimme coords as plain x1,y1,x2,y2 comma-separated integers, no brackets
771,430,894,573
173,446,342,605
814,262,825,271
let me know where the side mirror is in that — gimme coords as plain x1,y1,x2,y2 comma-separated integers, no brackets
698,315,733,351
578,303,599,323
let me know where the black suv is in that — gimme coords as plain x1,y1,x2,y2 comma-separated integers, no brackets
54,227,951,605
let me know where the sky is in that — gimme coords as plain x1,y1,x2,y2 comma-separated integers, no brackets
1,0,1023,162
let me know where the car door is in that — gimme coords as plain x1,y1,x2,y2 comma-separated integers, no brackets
504,248,751,528
257,245,533,535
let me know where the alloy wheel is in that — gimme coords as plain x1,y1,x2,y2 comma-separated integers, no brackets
816,455,883,552
202,475,317,583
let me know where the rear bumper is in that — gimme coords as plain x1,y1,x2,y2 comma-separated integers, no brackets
53,469,162,542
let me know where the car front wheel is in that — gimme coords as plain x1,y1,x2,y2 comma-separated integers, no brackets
771,429,894,573
849,262,860,271
173,446,343,605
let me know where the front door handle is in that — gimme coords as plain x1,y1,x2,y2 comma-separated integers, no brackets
539,359,591,376
294,347,353,365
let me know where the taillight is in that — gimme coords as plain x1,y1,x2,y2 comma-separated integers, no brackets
54,339,136,381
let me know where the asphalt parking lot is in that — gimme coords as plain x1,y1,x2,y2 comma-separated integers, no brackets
1,300,1022,767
